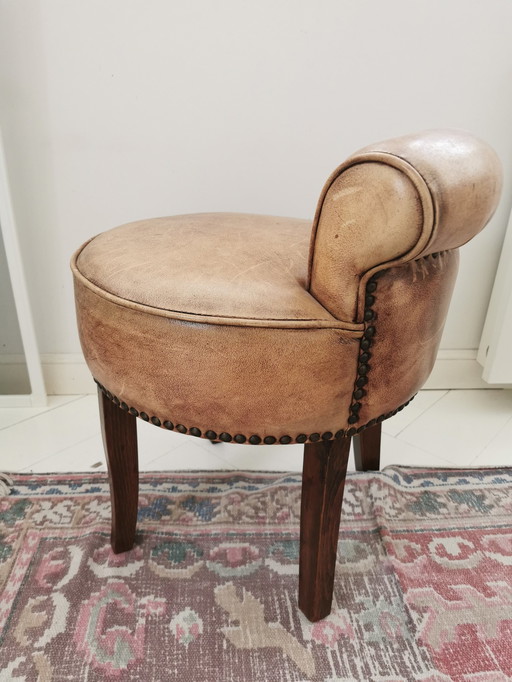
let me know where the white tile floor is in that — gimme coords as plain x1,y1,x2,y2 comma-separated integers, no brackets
1,389,511,474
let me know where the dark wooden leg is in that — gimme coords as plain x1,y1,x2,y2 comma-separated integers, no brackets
353,422,381,471
298,436,351,622
98,387,139,553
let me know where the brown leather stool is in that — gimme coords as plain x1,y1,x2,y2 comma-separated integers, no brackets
71,130,502,622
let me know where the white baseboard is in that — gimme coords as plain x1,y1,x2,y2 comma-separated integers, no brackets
0,355,31,394
423,350,501,389
0,350,507,397
40,353,97,394
0,353,94,395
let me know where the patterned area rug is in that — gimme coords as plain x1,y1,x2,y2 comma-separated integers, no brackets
1,468,512,681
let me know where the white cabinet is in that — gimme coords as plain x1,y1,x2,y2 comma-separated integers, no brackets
478,207,512,384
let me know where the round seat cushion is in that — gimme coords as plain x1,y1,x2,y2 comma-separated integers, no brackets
76,213,336,325
72,213,364,443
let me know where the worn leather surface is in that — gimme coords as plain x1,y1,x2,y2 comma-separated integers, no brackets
356,251,459,426
308,129,502,322
76,213,354,328
308,162,424,321
72,130,502,441
74,278,361,438
356,130,502,256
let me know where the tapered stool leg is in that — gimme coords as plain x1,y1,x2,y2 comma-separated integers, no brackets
98,387,139,553
298,436,351,622
353,422,381,472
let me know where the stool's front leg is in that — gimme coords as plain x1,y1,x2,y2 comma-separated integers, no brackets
298,436,351,622
98,387,139,553
353,422,381,471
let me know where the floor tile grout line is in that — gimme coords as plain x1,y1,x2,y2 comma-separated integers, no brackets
204,450,249,471
467,411,512,466
171,440,305,472
0,395,88,432
423,450,472,468
4,389,512,473
395,389,512,461
383,432,459,463
210,451,304,472
390,389,449,438
179,441,242,469
15,430,103,474
139,443,239,471
138,447,183,470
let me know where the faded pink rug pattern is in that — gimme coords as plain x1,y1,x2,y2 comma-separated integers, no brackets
1,468,511,681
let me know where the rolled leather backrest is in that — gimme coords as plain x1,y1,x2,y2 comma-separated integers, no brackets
308,129,502,322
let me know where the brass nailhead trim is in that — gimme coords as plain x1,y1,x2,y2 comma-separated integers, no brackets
348,273,380,427
94,382,414,445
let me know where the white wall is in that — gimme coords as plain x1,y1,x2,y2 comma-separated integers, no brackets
1,1,512,383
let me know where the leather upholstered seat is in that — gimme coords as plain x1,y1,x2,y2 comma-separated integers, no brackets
73,213,364,442
72,130,502,622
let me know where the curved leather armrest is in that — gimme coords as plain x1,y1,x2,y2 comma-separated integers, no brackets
307,129,502,321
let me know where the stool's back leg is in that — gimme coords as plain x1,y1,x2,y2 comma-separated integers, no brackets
98,387,139,553
298,436,351,622
353,422,381,471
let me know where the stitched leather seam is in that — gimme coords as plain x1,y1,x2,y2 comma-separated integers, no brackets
307,152,436,290
72,254,363,333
